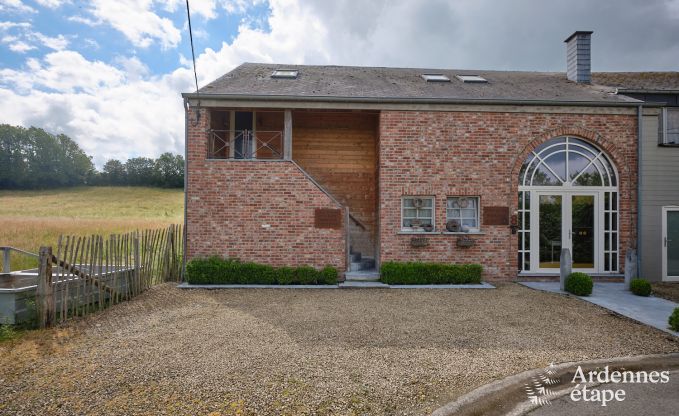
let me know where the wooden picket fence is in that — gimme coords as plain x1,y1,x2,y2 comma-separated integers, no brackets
36,224,184,328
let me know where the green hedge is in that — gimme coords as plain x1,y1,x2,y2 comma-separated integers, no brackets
630,278,652,297
186,257,338,285
379,261,482,285
669,308,679,332
565,272,593,296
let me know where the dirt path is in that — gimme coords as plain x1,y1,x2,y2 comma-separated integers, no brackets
1,283,677,415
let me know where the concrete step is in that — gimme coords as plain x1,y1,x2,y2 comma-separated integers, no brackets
344,270,380,281
339,281,389,289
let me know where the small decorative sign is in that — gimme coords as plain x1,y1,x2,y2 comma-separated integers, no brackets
457,236,475,248
314,208,342,229
410,237,430,248
484,206,510,226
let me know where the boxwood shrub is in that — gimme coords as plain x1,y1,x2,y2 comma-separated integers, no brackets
630,278,652,297
565,272,593,296
186,257,338,285
379,261,482,285
669,307,679,332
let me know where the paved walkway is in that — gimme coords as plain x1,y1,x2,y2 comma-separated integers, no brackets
519,282,679,337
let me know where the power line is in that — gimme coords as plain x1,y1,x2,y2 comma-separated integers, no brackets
185,0,200,104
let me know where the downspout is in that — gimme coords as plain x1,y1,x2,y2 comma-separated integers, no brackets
182,97,189,281
636,104,643,278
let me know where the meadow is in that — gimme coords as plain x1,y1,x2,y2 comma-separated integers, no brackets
0,187,184,270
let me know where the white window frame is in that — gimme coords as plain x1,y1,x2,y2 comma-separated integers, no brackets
518,136,619,274
660,107,679,145
401,196,435,232
662,206,679,282
422,74,450,82
446,196,480,232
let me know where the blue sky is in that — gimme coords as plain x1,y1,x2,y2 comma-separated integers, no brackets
0,0,677,166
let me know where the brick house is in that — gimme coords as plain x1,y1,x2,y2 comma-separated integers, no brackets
182,31,677,281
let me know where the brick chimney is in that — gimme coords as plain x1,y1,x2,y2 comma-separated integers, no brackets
564,31,593,83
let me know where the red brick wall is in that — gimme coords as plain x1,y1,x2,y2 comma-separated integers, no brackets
186,107,346,270
378,110,638,280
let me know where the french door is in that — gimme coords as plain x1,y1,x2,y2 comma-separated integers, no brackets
530,191,598,273
662,207,679,281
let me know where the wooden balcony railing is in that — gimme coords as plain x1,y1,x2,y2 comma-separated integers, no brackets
207,129,284,160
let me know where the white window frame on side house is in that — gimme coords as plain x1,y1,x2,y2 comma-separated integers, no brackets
660,107,679,145
401,196,435,232
446,197,480,232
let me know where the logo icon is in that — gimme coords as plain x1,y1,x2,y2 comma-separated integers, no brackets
525,363,561,406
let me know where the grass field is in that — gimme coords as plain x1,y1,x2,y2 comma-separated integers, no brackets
0,187,184,270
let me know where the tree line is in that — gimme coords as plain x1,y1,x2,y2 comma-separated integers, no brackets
0,124,184,189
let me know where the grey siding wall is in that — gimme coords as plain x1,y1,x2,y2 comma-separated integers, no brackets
640,114,679,281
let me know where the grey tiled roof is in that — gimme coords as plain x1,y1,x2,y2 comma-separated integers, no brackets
194,63,641,104
592,72,679,92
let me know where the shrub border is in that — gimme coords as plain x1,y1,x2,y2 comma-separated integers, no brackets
186,257,338,285
379,261,483,285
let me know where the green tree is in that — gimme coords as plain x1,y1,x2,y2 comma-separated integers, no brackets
153,152,184,188
102,159,126,186
125,157,155,186
0,124,94,189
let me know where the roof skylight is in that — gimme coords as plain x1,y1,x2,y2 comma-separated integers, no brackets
422,74,450,82
271,69,298,79
456,74,488,83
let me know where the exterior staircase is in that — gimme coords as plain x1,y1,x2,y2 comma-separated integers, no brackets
341,247,386,288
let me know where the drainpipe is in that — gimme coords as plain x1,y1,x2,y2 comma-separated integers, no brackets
182,97,189,281
636,104,643,280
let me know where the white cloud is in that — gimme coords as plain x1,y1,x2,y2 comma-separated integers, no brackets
8,40,34,52
82,0,182,49
0,0,36,14
219,0,266,14
163,0,218,20
0,51,194,165
32,32,69,50
0,21,69,53
34,0,70,8
67,15,100,26
0,21,31,30
1,50,125,93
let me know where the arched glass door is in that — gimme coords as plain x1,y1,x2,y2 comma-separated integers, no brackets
518,137,619,273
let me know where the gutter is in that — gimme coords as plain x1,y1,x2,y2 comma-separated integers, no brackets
182,97,189,281
636,104,643,278
617,88,679,95
180,92,652,107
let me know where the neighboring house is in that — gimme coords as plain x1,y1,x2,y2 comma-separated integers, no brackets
591,72,679,282
181,31,677,281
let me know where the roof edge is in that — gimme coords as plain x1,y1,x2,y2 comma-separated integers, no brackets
181,92,647,107
564,30,593,43
616,88,679,95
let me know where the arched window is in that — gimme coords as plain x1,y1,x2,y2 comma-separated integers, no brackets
517,136,619,274
519,136,617,187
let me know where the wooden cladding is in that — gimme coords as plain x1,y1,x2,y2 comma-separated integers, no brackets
483,206,510,225
293,111,378,234
314,208,343,229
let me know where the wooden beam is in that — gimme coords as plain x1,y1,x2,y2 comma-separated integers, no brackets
284,109,292,160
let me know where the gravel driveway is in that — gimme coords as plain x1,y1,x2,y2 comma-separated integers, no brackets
1,283,678,415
